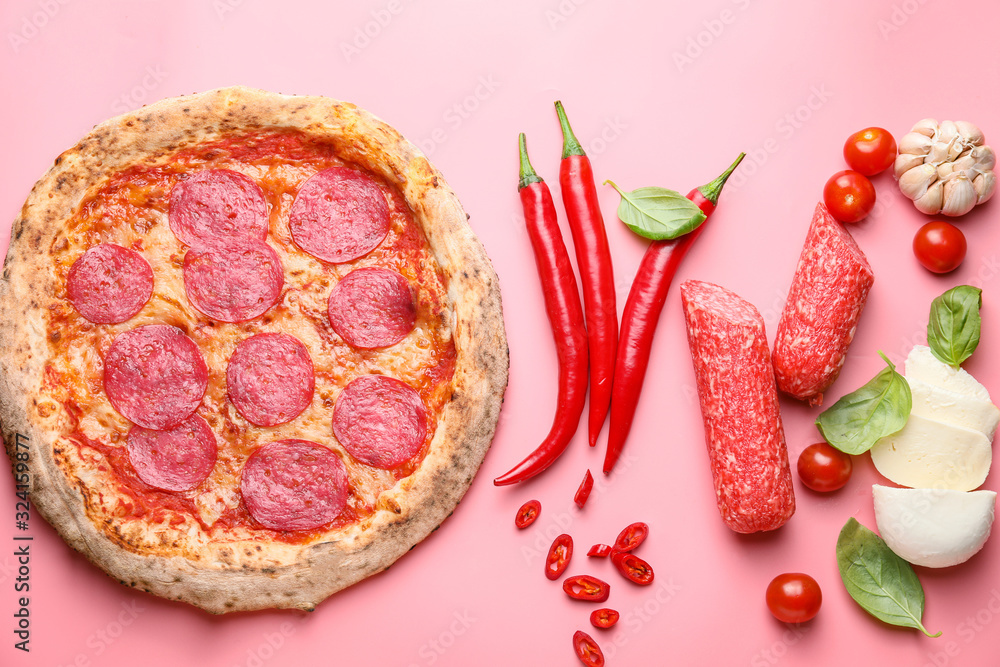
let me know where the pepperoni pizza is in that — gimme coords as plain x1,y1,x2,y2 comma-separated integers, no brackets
0,87,508,612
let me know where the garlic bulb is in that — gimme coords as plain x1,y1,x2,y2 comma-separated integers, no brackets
895,119,996,215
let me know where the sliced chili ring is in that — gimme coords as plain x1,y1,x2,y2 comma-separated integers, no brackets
515,499,541,529
587,543,612,558
589,608,620,629
545,533,574,581
573,469,594,509
572,630,605,667
613,521,649,552
611,550,654,586
563,574,611,602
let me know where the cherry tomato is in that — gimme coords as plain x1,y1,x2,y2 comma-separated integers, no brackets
843,127,897,176
797,442,853,492
765,573,822,624
913,221,967,274
611,551,654,586
563,575,611,602
823,170,876,223
545,534,573,581
514,499,541,529
574,469,594,509
587,543,612,558
590,608,620,629
572,630,605,667
613,522,649,553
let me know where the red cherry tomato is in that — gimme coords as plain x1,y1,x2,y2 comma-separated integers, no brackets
587,543,612,558
913,221,967,273
590,608,620,629
514,499,541,529
823,170,876,223
563,575,611,602
843,127,897,176
797,442,853,492
572,630,605,667
611,551,654,586
613,522,649,553
574,469,594,509
765,573,822,624
545,534,573,581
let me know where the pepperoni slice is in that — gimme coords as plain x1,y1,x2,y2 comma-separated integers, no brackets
126,415,217,492
289,167,390,263
168,169,268,247
332,375,427,469
66,244,153,324
183,238,284,322
227,333,315,427
103,325,208,430
240,440,348,531
327,268,416,349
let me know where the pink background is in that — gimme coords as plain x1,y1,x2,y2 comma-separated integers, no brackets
2,1,1000,665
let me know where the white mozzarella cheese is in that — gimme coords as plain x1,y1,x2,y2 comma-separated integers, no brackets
905,345,992,402
870,413,992,491
907,376,1000,440
873,485,997,568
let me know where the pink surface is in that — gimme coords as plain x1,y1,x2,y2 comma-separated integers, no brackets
2,1,1000,665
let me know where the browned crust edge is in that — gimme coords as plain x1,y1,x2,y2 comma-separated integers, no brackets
0,86,509,613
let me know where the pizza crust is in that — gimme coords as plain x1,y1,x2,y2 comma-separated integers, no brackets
0,86,509,612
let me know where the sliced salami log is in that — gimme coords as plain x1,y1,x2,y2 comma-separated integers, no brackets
227,333,315,427
126,415,217,492
332,375,427,469
66,243,153,324
289,167,390,263
772,203,874,406
327,268,416,349
183,238,284,322
168,169,268,247
104,325,209,430
680,280,795,534
240,439,348,531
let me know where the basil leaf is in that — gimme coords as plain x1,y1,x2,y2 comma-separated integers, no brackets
815,352,911,455
927,285,982,367
605,181,707,240
836,518,941,637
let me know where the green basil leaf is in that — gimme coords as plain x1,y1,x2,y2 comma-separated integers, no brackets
927,285,982,367
605,181,707,240
815,352,911,455
836,518,941,637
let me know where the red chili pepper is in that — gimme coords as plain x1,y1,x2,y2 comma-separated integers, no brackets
587,543,612,558
545,534,574,581
613,521,649,553
494,135,589,486
611,551,654,586
563,575,611,602
603,153,745,474
572,630,605,667
573,469,595,509
555,101,617,448
589,608,620,629
514,499,541,529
